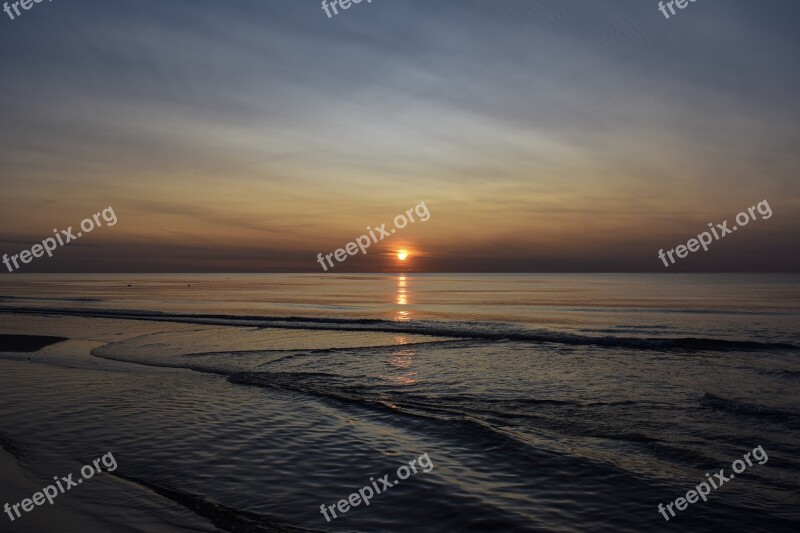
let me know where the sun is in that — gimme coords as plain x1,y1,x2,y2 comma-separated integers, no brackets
397,250,409,261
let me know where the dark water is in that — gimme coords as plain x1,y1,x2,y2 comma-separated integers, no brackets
1,274,798,532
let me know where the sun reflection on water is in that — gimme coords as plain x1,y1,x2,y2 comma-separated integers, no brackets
394,275,411,321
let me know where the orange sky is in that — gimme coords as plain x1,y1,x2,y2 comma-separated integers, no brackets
1,1,799,272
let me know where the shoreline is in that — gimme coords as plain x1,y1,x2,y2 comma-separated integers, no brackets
0,441,106,531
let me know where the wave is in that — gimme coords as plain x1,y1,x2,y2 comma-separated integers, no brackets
224,372,692,458
699,393,799,425
2,305,797,352
115,473,319,533
760,368,800,379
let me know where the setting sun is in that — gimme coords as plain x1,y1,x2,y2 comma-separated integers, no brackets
397,250,409,261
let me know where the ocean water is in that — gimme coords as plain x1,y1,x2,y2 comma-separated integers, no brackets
0,274,798,532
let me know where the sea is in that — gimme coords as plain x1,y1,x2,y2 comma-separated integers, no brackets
0,273,798,532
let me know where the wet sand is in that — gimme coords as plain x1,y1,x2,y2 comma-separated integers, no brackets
0,334,67,353
0,443,107,532
0,329,221,533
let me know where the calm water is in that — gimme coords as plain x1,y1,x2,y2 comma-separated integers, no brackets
1,274,799,532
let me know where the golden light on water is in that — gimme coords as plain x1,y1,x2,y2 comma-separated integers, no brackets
394,275,411,321
396,275,408,305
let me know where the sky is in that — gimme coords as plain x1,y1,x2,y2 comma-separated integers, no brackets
0,0,798,273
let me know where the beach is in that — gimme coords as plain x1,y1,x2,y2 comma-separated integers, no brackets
3,0,799,530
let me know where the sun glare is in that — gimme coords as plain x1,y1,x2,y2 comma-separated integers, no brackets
397,250,409,261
